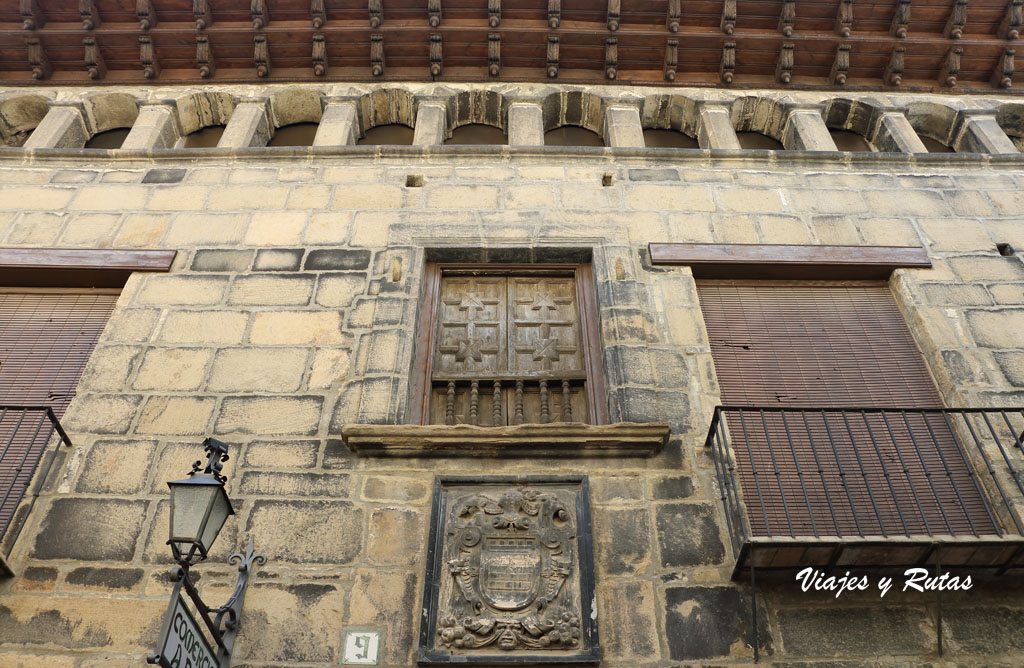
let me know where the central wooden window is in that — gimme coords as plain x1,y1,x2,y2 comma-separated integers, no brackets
410,264,605,426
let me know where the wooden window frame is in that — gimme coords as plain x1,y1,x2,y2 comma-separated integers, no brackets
408,262,608,425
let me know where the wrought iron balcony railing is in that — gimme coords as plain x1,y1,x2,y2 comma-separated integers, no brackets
706,406,1024,575
1,406,72,574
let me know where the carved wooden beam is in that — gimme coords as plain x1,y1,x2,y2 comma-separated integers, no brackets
779,0,795,37
547,35,559,78
664,39,678,81
890,0,910,38
140,35,159,79
251,0,270,29
137,0,157,30
430,33,442,76
84,37,105,80
720,41,735,83
254,34,270,77
20,0,44,31
27,37,51,80
667,0,680,32
194,0,212,29
488,33,500,76
721,0,736,35
944,0,967,39
311,0,325,28
369,0,382,28
1000,0,1022,40
197,34,214,78
940,46,961,87
548,0,560,28
836,0,853,37
830,43,850,85
607,0,620,31
312,33,327,76
605,38,618,79
428,0,441,28
80,0,101,30
885,46,905,86
776,42,794,83
370,33,384,76
993,47,1015,88
489,0,500,27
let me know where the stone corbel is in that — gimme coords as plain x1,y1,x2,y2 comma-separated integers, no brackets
695,101,740,149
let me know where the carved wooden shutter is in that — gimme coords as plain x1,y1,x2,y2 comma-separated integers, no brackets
429,271,589,425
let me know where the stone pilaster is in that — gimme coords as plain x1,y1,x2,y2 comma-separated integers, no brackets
314,98,360,147
696,102,740,149
953,110,1020,154
121,102,180,150
217,98,272,148
869,108,928,153
782,105,837,151
22,102,89,148
412,102,447,146
508,102,545,146
603,105,644,148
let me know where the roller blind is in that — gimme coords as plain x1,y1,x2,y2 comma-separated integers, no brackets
0,292,117,541
697,281,994,538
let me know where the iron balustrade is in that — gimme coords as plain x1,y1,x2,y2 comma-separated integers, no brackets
0,406,72,561
705,406,1024,558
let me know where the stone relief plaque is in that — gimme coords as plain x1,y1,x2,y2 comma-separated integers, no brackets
419,476,599,665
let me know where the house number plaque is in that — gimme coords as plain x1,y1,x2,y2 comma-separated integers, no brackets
418,476,599,664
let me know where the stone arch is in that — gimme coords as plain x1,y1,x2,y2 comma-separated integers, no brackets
822,97,882,137
0,93,50,147
640,94,700,138
541,90,606,137
448,90,508,131
359,88,416,135
269,87,324,128
171,91,235,135
80,92,139,135
905,100,959,147
730,96,787,145
997,103,1024,150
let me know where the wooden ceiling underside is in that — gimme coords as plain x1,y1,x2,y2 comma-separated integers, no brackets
1,0,1020,93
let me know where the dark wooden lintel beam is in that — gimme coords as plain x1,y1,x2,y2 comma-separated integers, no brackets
648,243,930,280
0,248,177,288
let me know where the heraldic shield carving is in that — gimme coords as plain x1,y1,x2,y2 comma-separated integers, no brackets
419,476,599,665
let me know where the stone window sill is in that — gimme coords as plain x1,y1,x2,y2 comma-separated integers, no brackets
340,422,670,457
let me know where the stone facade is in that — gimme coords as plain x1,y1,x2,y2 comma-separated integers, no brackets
0,82,1023,668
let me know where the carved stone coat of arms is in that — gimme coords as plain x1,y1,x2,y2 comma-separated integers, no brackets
419,476,598,664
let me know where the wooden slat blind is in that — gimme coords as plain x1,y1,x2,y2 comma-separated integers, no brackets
0,292,117,541
697,281,997,538
0,292,118,415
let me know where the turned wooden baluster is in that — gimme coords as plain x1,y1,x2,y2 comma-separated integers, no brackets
445,380,455,425
469,380,480,425
514,381,524,425
539,380,550,424
561,380,572,422
493,380,502,425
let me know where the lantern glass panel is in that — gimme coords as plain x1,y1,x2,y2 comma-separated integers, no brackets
199,488,232,555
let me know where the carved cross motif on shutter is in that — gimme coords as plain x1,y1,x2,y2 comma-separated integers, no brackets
459,292,487,319
455,338,485,363
510,278,582,374
435,277,505,375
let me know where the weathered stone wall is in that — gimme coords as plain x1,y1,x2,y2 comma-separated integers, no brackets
0,83,1023,668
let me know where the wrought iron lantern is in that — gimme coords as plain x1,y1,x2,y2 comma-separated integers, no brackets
149,438,264,668
167,437,234,564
